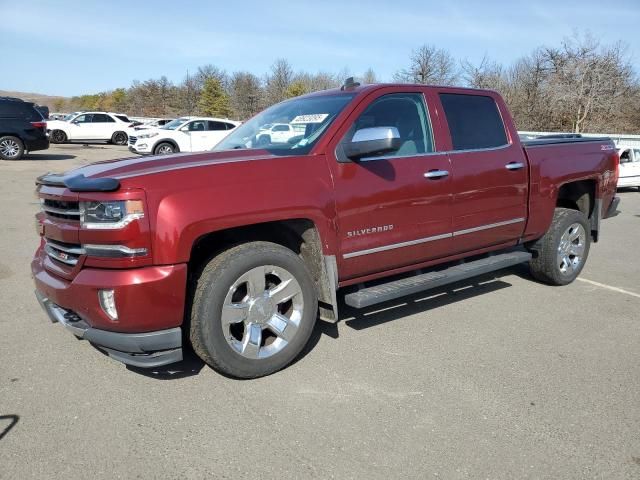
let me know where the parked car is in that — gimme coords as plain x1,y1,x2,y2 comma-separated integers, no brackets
32,81,620,378
47,112,132,145
617,146,640,189
128,117,239,155
0,96,49,160
255,122,298,145
126,118,174,136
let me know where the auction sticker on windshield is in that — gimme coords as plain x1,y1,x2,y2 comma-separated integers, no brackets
291,114,329,124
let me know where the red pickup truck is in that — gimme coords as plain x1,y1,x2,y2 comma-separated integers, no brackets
32,80,620,378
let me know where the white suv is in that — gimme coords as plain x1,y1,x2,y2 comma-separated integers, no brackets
128,117,240,155
47,112,132,145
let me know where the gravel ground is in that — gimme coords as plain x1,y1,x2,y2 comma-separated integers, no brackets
1,144,639,479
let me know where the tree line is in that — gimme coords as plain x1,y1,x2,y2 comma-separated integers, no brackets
54,33,639,134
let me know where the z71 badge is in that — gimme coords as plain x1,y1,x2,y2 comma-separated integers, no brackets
347,225,394,238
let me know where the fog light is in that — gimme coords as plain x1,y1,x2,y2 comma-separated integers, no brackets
98,289,118,321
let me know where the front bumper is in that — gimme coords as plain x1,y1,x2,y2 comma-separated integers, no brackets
32,246,188,368
128,143,152,155
35,290,182,367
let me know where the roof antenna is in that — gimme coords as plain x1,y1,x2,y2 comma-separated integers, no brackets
341,77,360,91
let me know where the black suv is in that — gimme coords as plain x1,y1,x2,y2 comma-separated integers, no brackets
0,97,49,160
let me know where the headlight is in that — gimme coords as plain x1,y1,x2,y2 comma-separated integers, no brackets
80,200,144,229
138,132,159,139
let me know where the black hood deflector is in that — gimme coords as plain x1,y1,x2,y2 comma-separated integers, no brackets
36,173,120,192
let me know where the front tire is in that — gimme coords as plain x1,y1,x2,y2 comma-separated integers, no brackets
50,130,67,144
529,208,591,285
190,242,318,378
0,136,24,160
154,142,175,155
111,131,128,145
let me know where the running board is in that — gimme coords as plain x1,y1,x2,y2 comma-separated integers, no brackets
344,251,532,309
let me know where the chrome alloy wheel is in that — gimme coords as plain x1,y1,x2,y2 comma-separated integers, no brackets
557,222,586,275
157,145,174,154
222,265,304,359
0,139,20,158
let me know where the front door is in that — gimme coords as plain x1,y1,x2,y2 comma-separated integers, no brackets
327,90,453,281
69,113,95,140
185,120,209,151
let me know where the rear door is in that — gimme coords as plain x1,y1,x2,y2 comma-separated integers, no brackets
326,89,453,280
438,92,528,253
207,121,233,147
91,113,117,139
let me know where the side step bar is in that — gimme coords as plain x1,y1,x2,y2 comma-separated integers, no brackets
344,251,532,309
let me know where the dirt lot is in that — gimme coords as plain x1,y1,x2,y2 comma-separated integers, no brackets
1,144,639,479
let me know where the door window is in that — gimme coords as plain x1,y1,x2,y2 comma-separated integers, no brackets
345,93,433,158
188,121,207,131
439,94,508,150
91,113,115,123
273,124,290,132
73,114,93,123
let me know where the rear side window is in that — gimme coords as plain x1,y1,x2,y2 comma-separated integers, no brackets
439,94,508,150
208,121,228,131
115,115,130,122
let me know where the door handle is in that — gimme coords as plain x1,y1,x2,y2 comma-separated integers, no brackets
424,170,449,179
505,162,525,170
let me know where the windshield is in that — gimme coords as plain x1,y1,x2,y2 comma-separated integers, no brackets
214,93,355,155
162,117,189,130
63,113,77,121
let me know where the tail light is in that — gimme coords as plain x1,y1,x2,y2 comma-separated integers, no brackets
613,151,620,184
31,121,47,129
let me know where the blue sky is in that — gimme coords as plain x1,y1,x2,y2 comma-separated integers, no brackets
1,0,639,96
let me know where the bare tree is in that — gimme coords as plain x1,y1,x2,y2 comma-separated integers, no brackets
395,44,459,85
229,72,263,120
541,34,633,132
264,59,294,105
361,68,378,84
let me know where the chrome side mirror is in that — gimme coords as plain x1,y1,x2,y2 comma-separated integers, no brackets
344,126,401,160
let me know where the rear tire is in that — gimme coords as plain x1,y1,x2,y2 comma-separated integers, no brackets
111,131,128,145
528,208,591,285
50,130,67,144
190,241,318,379
154,142,175,155
0,136,24,160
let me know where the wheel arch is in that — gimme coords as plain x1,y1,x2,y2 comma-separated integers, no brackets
152,138,179,154
555,179,599,241
188,219,339,322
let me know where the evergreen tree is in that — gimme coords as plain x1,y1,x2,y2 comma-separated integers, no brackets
198,77,232,117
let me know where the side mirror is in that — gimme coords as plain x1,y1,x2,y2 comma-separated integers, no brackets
344,127,401,160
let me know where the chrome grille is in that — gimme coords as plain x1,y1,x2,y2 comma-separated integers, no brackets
44,239,85,266
42,198,80,220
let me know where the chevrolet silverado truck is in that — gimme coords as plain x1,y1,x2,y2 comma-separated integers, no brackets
32,80,620,378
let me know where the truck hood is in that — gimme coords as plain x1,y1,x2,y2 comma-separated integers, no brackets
59,149,278,184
